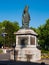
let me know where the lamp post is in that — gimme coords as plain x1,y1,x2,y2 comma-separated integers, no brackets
1,32,7,48
12,43,16,61
1,27,5,48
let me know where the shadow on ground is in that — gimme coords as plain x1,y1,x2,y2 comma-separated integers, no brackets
0,60,48,65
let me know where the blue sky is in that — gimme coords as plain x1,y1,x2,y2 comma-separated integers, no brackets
0,0,49,28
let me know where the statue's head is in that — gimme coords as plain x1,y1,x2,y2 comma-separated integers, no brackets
24,6,29,13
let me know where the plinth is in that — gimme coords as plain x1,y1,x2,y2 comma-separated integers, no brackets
11,28,41,62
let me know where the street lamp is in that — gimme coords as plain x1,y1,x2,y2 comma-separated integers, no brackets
12,43,16,61
1,27,5,48
1,32,7,48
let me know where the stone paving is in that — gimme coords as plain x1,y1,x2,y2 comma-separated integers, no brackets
0,53,10,60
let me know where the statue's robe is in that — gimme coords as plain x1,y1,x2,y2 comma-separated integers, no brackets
22,12,30,28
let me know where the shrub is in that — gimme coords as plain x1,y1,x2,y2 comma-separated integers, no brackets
0,49,3,53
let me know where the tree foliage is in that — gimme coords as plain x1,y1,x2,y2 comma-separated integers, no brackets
37,19,49,50
0,20,20,47
30,19,49,50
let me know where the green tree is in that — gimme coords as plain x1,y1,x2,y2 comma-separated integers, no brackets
0,22,4,45
43,19,49,50
0,20,20,47
37,19,49,50
5,20,20,47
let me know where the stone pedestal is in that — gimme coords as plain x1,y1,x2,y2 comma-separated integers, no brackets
10,29,41,62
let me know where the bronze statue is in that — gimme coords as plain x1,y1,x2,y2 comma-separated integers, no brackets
22,6,30,28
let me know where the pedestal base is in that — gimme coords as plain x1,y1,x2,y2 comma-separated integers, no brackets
10,47,41,62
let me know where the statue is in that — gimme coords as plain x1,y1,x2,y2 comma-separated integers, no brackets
22,6,30,28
